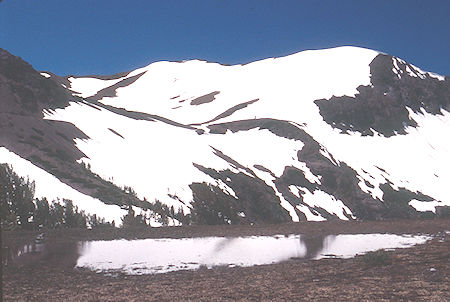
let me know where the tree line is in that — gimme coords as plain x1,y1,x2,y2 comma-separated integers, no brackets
1,164,113,230
0,163,192,230
1,163,250,230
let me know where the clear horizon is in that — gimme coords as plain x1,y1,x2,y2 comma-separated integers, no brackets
1,0,449,76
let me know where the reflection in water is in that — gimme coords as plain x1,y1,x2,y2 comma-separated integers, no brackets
5,240,85,269
4,233,431,275
300,235,326,259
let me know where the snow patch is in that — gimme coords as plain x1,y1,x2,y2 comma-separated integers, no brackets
427,72,445,81
289,185,301,198
405,65,417,78
253,168,299,222
296,204,325,221
296,187,354,220
409,199,448,213
215,178,237,198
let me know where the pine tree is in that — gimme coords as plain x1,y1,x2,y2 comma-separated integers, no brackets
34,197,50,228
63,199,75,228
0,164,36,229
49,201,64,228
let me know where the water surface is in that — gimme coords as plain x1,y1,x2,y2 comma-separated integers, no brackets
76,233,430,274
6,233,431,275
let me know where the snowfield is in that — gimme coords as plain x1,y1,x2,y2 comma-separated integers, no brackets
3,46,449,222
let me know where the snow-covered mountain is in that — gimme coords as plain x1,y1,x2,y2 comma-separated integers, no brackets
1,46,449,225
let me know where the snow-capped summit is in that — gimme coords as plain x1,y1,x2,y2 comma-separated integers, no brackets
1,46,449,225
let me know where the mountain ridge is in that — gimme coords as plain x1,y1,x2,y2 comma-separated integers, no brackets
1,46,449,226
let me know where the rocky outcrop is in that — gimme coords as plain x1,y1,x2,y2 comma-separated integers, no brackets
315,54,449,136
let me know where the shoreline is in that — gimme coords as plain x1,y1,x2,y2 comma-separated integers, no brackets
3,218,449,301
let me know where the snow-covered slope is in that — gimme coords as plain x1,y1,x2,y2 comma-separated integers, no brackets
1,46,449,224
0,147,126,223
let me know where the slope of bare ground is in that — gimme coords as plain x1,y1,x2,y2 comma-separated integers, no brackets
2,219,449,301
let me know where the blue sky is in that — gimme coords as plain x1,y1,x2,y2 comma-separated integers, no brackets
1,0,449,76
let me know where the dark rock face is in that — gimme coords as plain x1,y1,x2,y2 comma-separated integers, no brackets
0,49,148,210
190,91,220,105
0,48,88,169
315,54,450,137
0,49,73,114
206,118,389,221
204,113,441,221
192,159,292,225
